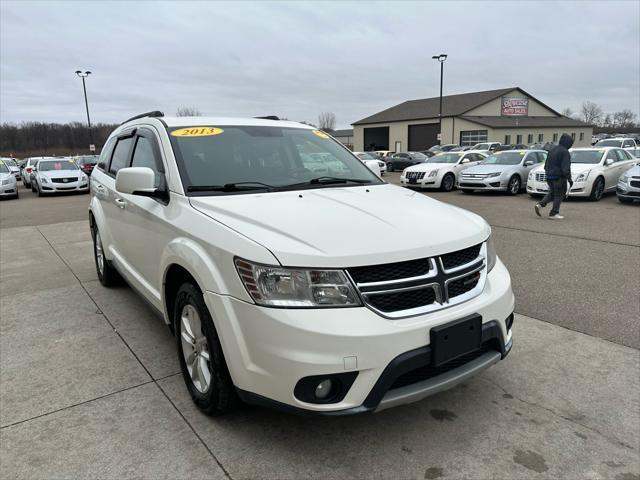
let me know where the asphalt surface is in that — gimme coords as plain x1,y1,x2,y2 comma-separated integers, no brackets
1,180,639,479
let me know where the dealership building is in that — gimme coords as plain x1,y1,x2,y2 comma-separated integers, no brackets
352,87,592,152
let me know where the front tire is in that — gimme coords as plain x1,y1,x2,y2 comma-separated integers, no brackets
387,164,394,173
92,227,121,286
175,282,238,416
589,177,605,201
507,175,521,195
440,173,455,192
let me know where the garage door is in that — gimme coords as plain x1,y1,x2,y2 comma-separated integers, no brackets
408,124,439,151
363,127,389,151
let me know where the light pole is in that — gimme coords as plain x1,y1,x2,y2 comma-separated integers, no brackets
75,70,93,149
431,54,447,145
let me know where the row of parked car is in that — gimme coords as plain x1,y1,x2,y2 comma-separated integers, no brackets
0,155,98,199
385,147,639,204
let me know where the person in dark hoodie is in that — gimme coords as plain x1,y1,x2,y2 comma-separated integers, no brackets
535,133,574,219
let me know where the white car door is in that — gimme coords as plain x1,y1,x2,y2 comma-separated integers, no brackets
602,150,621,189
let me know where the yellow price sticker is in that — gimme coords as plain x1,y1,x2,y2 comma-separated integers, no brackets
520,152,526,155
171,127,224,137
312,129,330,139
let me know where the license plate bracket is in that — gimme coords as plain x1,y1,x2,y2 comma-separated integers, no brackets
430,315,482,366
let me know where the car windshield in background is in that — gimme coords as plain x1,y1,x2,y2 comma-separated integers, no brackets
38,160,79,171
4,159,17,166
595,140,623,147
0,162,9,173
168,126,382,194
410,152,428,160
427,153,461,164
482,152,523,165
472,143,490,150
76,155,98,165
357,153,377,160
571,150,604,164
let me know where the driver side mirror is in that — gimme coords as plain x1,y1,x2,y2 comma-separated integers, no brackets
605,158,614,166
460,158,470,164
524,160,534,166
116,167,167,200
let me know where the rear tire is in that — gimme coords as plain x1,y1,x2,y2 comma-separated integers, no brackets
440,173,455,192
92,227,122,286
175,282,238,416
507,175,521,195
387,164,394,173
589,177,605,201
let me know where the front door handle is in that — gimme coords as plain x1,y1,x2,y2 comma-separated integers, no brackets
115,198,127,209
94,184,106,193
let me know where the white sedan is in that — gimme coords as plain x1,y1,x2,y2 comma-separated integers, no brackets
400,150,488,191
353,152,386,176
527,147,637,201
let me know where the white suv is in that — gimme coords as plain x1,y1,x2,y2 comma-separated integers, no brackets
89,112,514,415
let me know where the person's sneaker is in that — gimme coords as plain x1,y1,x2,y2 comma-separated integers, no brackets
549,214,564,220
534,204,543,217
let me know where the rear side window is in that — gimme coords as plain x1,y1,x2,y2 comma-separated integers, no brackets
109,137,134,175
131,136,162,187
98,137,116,171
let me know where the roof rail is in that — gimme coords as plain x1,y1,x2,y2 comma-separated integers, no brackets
254,115,280,121
121,110,164,125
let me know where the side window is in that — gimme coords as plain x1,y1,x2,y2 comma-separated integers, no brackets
622,140,632,148
614,149,629,162
516,135,522,144
605,150,617,164
109,137,134,175
538,133,544,142
536,152,547,163
553,133,559,142
527,134,533,144
97,137,116,171
579,132,585,141
131,136,162,187
504,135,511,144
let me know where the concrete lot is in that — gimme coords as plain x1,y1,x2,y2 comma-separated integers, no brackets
1,183,639,479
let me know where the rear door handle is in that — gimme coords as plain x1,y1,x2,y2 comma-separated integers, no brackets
115,198,127,209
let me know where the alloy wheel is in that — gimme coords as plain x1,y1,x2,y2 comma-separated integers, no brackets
509,177,520,194
595,180,604,200
180,304,212,393
95,231,104,275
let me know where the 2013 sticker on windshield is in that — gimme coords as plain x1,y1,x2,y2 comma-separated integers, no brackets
312,129,330,139
171,127,224,137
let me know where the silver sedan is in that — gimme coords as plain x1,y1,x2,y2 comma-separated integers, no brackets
458,150,547,195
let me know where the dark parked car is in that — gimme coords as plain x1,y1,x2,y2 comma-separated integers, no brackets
74,155,99,175
387,152,429,172
494,144,528,152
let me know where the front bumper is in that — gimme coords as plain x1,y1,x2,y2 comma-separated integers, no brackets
40,181,89,193
458,176,506,191
399,173,439,189
0,183,18,196
526,180,589,197
617,182,640,200
204,258,514,414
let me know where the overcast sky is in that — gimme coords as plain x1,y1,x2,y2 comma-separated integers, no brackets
1,1,638,128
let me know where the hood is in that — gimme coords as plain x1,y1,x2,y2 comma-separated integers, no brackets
41,169,82,178
189,184,490,268
531,163,594,175
0,172,13,180
559,133,574,149
463,163,513,174
405,162,454,172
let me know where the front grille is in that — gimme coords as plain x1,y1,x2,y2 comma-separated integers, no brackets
390,342,495,390
447,272,481,299
459,182,486,188
348,258,431,284
441,244,481,270
461,173,490,179
367,287,437,313
630,180,640,188
51,177,78,183
406,171,425,180
535,173,547,182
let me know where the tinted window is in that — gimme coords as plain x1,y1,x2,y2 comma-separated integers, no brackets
614,149,629,162
109,137,133,175
38,160,79,171
98,137,117,171
131,136,162,186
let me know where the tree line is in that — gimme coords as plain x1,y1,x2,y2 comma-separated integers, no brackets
562,102,638,131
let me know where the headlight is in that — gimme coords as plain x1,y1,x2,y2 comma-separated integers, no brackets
619,173,629,184
1,178,12,185
428,170,439,177
528,171,535,179
488,172,501,178
40,176,49,183
486,235,497,273
378,161,384,168
575,171,590,182
235,259,361,307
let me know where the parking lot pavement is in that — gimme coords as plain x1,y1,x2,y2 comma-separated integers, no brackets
1,183,639,479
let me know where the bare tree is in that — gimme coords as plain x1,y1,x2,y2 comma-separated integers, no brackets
602,114,613,128
176,106,202,117
612,109,637,129
580,101,603,125
561,107,574,118
317,112,336,132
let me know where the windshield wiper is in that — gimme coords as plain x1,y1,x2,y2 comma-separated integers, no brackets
283,176,373,188
187,181,275,193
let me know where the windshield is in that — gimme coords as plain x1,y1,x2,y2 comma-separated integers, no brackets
38,160,79,171
3,159,17,166
482,152,524,165
356,152,376,160
169,126,382,194
76,155,98,165
472,143,490,150
595,139,622,147
0,162,8,173
571,150,604,164
427,153,462,164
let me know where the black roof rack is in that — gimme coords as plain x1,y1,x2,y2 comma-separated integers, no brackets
254,115,280,121
121,111,164,125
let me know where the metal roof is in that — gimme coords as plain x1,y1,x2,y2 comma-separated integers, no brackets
461,116,591,128
352,87,563,125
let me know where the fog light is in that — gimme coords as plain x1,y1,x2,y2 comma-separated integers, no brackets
314,379,333,400
506,314,514,331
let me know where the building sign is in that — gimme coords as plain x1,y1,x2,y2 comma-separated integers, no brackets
501,97,529,116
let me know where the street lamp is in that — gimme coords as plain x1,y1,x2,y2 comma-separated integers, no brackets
75,70,94,150
431,54,447,145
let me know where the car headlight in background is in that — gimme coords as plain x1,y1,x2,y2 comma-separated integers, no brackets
378,161,385,168
1,178,13,185
619,173,629,184
428,170,439,177
528,171,535,179
488,172,501,178
40,176,49,183
486,235,497,272
235,259,361,307
575,171,590,182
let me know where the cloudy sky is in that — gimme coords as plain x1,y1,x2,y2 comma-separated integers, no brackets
1,1,638,128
